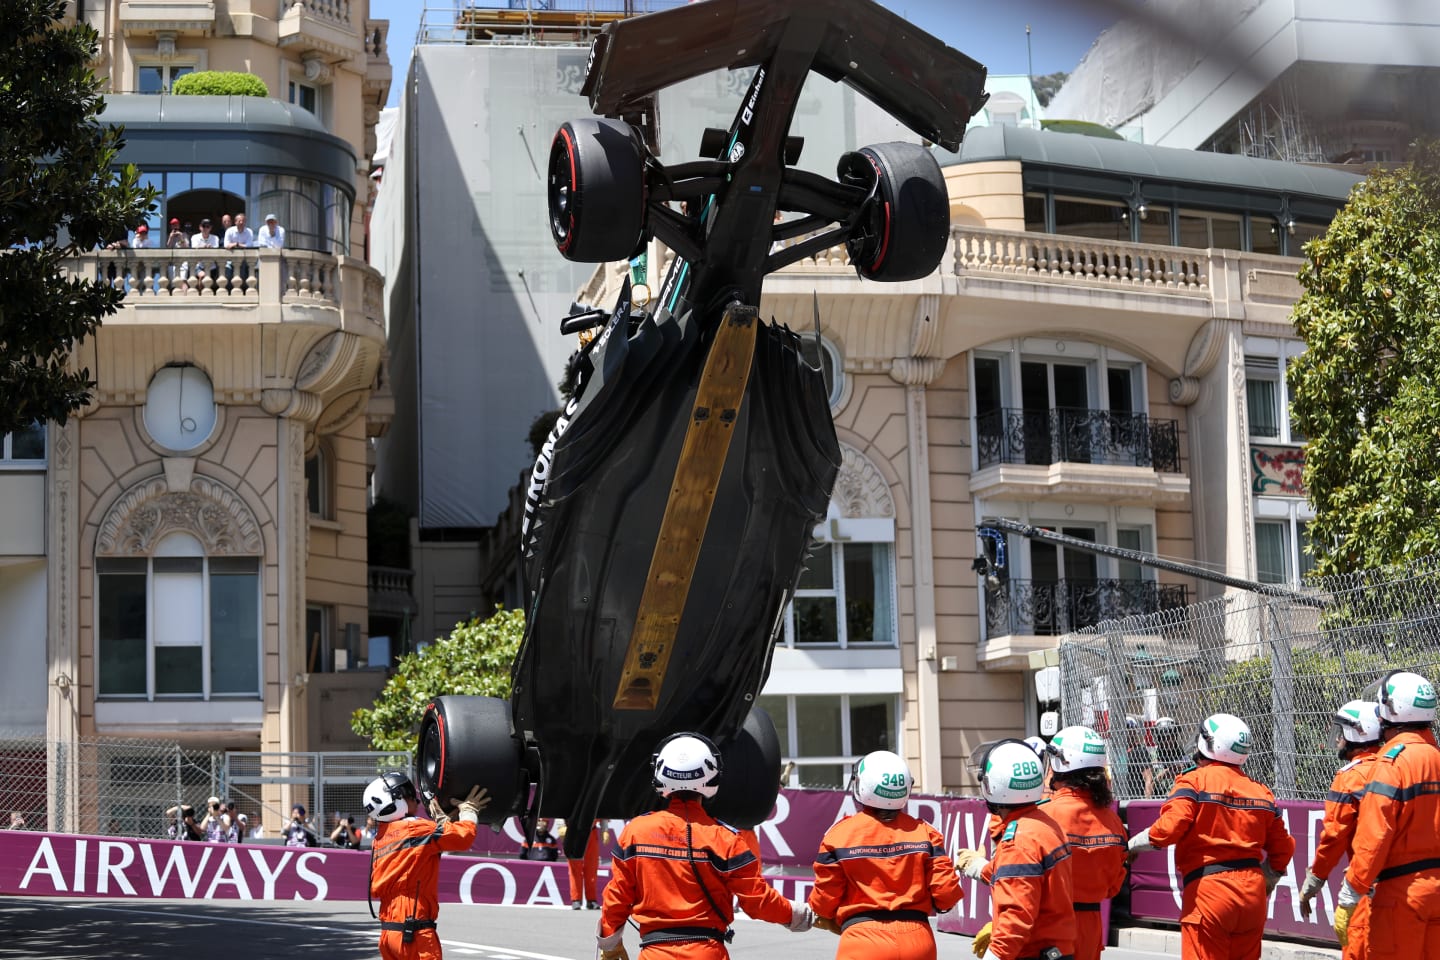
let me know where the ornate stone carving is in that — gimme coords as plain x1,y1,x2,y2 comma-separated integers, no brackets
834,444,895,519
96,475,262,556
1169,376,1200,406
889,356,945,386
317,389,369,436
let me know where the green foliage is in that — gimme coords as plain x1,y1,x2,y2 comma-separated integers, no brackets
351,607,524,752
1039,119,1124,140
1204,647,1393,798
1032,71,1068,108
0,0,156,435
1289,142,1440,575
170,71,270,98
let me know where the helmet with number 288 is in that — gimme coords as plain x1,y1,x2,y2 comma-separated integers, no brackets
980,740,1047,805
1197,713,1252,765
852,750,912,810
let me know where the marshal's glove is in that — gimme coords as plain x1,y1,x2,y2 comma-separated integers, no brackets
456,786,490,824
1262,862,1284,895
597,924,627,960
787,900,814,932
814,916,840,936
1297,872,1324,918
971,921,993,958
1334,904,1355,947
954,848,988,880
1126,828,1156,863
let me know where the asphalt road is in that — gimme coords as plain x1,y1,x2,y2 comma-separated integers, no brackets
0,897,1181,960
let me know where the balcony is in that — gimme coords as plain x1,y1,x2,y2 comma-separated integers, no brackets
118,0,215,37
279,0,362,60
368,565,415,616
363,19,392,101
981,578,1189,669
970,407,1189,505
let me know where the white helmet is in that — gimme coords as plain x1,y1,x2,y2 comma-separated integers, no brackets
852,750,912,810
363,772,417,823
652,733,722,799
1334,700,1383,744
979,740,1046,805
1154,716,1179,734
1197,713,1252,765
1023,736,1047,756
1377,671,1438,725
1046,725,1108,774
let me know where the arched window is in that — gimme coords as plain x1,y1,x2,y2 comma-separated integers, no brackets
305,445,333,519
798,335,844,409
97,531,261,700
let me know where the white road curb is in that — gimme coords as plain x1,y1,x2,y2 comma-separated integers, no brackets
1114,927,1341,959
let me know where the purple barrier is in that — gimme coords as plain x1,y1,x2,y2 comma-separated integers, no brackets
1125,799,1340,945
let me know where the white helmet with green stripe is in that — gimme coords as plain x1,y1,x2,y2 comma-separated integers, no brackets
1377,670,1438,725
852,750,912,810
1333,700,1382,744
980,740,1046,805
1046,725,1109,773
1197,713,1252,765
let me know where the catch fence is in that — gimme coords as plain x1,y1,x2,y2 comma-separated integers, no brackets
1058,556,1440,802
0,736,408,841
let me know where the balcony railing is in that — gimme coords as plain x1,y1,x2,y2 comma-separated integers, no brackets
368,566,415,614
984,578,1189,638
76,249,340,305
952,227,1208,292
976,407,1181,473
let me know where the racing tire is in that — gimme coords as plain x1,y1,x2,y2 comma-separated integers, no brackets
548,118,646,263
706,705,783,829
839,141,950,282
417,695,525,826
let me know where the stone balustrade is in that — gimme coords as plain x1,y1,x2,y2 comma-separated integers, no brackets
72,249,346,307
951,226,1209,292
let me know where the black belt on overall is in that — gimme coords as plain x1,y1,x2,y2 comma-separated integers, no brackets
840,909,929,931
1018,954,1074,960
639,926,732,946
1378,856,1440,882
1183,858,1261,888
1074,901,1102,912
380,919,437,933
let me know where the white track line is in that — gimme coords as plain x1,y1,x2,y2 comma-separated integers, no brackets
42,901,576,960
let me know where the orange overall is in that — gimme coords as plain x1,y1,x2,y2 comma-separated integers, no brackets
567,819,603,905
1310,749,1378,960
1044,787,1127,960
981,804,1076,960
809,808,962,960
1343,729,1440,960
600,797,793,959
1148,762,1295,960
371,815,478,960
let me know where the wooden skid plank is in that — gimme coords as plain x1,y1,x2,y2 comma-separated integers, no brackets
613,305,759,710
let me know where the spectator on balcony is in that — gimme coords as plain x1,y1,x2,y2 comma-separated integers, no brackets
166,218,187,249
191,218,219,286
131,223,152,248
220,213,233,235
224,213,254,249
257,213,285,249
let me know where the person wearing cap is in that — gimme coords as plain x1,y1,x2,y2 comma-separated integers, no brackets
165,217,186,247
257,213,285,249
1299,699,1384,958
132,223,152,248
164,803,204,842
1335,671,1440,958
1127,714,1294,960
200,795,229,842
229,812,248,844
284,803,318,848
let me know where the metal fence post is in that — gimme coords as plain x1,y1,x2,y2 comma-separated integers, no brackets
1264,596,1297,797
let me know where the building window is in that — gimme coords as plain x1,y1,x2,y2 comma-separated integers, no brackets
1245,345,1305,443
1,423,46,465
305,448,332,519
96,532,260,699
305,604,334,673
136,63,195,94
1052,196,1129,242
1255,517,1315,585
289,80,318,115
1177,209,1243,251
778,541,896,647
798,335,843,409
757,693,899,789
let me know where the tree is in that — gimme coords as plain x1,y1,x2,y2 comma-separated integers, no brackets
0,0,155,436
1032,71,1069,108
351,607,525,752
1289,142,1440,575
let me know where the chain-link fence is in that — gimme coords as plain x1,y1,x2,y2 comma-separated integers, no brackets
1058,556,1440,803
0,736,410,841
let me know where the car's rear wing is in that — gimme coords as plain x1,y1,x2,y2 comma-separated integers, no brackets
582,0,988,152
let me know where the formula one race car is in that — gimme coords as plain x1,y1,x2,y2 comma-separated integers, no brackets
417,0,987,857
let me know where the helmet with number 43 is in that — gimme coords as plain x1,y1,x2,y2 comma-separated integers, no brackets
979,740,1046,805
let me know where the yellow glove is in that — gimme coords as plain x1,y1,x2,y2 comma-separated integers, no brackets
456,786,490,822
971,921,992,958
1334,904,1354,948
814,916,841,936
599,945,630,960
